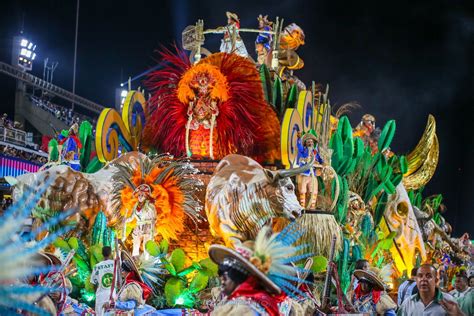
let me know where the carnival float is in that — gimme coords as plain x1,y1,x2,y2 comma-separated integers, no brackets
3,11,472,315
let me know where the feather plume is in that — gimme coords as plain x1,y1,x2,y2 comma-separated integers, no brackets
0,181,76,315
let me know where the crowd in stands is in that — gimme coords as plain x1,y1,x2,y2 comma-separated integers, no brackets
0,113,23,130
1,196,12,211
0,144,47,164
30,95,97,126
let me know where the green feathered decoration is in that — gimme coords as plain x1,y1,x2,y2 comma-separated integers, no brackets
79,121,93,171
378,120,396,152
48,138,59,162
272,76,284,117
91,211,106,246
374,192,388,226
85,157,104,173
259,64,273,104
285,84,298,109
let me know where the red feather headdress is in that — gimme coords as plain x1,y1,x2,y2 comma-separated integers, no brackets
144,48,280,162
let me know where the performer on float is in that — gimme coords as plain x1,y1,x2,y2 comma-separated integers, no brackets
122,184,156,257
296,129,324,209
353,114,380,154
58,123,82,170
103,251,160,315
185,71,220,159
255,14,273,66
351,267,397,315
218,12,248,57
208,224,311,316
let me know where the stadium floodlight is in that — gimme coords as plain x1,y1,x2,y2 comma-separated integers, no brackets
16,37,36,71
120,89,128,107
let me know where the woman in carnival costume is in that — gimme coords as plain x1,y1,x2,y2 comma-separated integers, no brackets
208,223,313,316
218,12,248,57
351,267,397,315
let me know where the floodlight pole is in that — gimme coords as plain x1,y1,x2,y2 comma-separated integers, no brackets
72,0,80,111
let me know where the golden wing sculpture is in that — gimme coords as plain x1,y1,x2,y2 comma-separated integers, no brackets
403,115,439,190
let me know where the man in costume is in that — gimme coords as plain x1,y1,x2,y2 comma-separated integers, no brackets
58,122,82,170
351,267,397,315
398,264,465,315
90,246,115,316
218,12,248,57
123,184,156,257
353,114,380,154
296,129,323,209
255,14,273,66
208,224,312,316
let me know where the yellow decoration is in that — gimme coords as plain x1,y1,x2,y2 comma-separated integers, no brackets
280,108,302,168
95,90,147,162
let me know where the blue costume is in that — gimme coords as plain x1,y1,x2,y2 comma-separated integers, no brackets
255,25,272,52
296,138,323,176
58,129,82,171
105,301,159,315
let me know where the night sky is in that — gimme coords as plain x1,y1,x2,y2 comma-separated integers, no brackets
1,0,473,235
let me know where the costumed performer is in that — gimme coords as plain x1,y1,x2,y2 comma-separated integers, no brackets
103,250,160,315
208,223,313,316
58,122,82,171
90,246,115,316
351,267,397,315
255,14,273,66
353,114,380,154
218,12,248,57
123,184,156,257
296,129,323,209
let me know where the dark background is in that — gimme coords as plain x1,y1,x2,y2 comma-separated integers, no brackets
0,0,472,235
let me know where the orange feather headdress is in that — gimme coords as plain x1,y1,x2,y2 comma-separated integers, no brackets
111,154,202,241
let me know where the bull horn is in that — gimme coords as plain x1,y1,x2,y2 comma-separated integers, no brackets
275,156,316,179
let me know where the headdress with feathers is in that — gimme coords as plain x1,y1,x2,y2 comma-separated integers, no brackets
209,222,313,297
111,153,202,241
144,48,281,162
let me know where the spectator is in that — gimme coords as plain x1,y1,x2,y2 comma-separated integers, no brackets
398,264,465,315
469,276,474,288
450,271,471,299
398,267,419,305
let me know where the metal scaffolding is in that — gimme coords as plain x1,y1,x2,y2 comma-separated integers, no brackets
0,61,103,114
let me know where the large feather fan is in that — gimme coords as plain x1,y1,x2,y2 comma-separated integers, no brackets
0,181,75,315
144,48,281,162
252,222,313,297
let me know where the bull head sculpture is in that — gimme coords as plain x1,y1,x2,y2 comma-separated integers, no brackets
205,154,315,246
263,157,315,219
